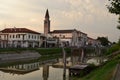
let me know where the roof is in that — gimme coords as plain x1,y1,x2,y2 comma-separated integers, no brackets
1,28,41,34
70,64,88,69
80,31,87,35
87,37,100,42
50,29,87,35
50,29,76,33
45,9,49,18
88,37,96,40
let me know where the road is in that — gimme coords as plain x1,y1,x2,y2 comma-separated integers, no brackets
114,63,120,80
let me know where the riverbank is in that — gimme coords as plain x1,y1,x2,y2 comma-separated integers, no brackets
0,48,71,63
0,51,41,64
0,48,71,55
72,50,120,80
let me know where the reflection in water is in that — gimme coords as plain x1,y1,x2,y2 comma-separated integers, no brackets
0,62,40,75
0,56,104,80
87,57,107,66
43,65,49,80
0,59,69,80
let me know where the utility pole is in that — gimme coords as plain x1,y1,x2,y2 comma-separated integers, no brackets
62,47,66,77
81,48,84,63
59,35,66,78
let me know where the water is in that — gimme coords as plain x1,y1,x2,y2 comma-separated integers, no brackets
0,59,69,80
0,55,105,80
87,57,107,66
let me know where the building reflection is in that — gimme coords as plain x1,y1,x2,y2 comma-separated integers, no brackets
0,62,40,75
42,65,49,80
0,58,73,80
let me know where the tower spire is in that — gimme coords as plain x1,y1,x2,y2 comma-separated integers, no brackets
45,9,49,18
44,9,50,35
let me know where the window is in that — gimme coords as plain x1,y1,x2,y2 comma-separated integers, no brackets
54,36,57,38
4,35,6,39
18,34,20,38
59,34,61,37
9,35,11,38
16,35,17,38
38,36,39,39
13,35,15,38
23,35,25,40
63,35,65,38
28,35,30,39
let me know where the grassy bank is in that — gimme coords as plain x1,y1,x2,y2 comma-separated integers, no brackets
73,49,120,80
35,48,71,61
106,43,120,55
35,48,71,55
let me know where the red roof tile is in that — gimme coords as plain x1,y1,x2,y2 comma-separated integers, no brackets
1,28,40,34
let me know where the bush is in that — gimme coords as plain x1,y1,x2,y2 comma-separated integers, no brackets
106,44,120,55
118,39,120,46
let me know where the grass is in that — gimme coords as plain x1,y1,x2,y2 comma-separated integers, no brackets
82,60,117,80
35,48,62,55
72,42,120,80
106,43,120,55
36,48,71,61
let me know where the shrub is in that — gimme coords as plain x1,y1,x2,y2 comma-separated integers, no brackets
106,44,120,55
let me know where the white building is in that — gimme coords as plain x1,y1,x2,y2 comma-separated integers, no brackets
87,37,101,47
50,29,88,47
0,28,44,48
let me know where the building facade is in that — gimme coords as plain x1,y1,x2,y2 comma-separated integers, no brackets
0,28,43,48
0,9,101,48
87,37,101,47
50,29,88,47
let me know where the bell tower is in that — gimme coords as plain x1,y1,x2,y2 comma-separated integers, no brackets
44,9,50,35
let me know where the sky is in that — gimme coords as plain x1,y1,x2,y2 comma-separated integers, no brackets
0,0,120,42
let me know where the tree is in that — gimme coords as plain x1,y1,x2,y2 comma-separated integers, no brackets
107,0,120,29
118,38,120,45
97,37,110,46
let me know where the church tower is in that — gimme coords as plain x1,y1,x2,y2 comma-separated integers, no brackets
44,9,50,35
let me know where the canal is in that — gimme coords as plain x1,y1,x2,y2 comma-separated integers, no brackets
0,50,106,80
0,56,106,80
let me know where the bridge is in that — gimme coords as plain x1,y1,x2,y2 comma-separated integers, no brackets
52,46,106,69
70,46,106,64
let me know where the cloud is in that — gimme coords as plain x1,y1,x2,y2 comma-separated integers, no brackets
0,0,119,42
